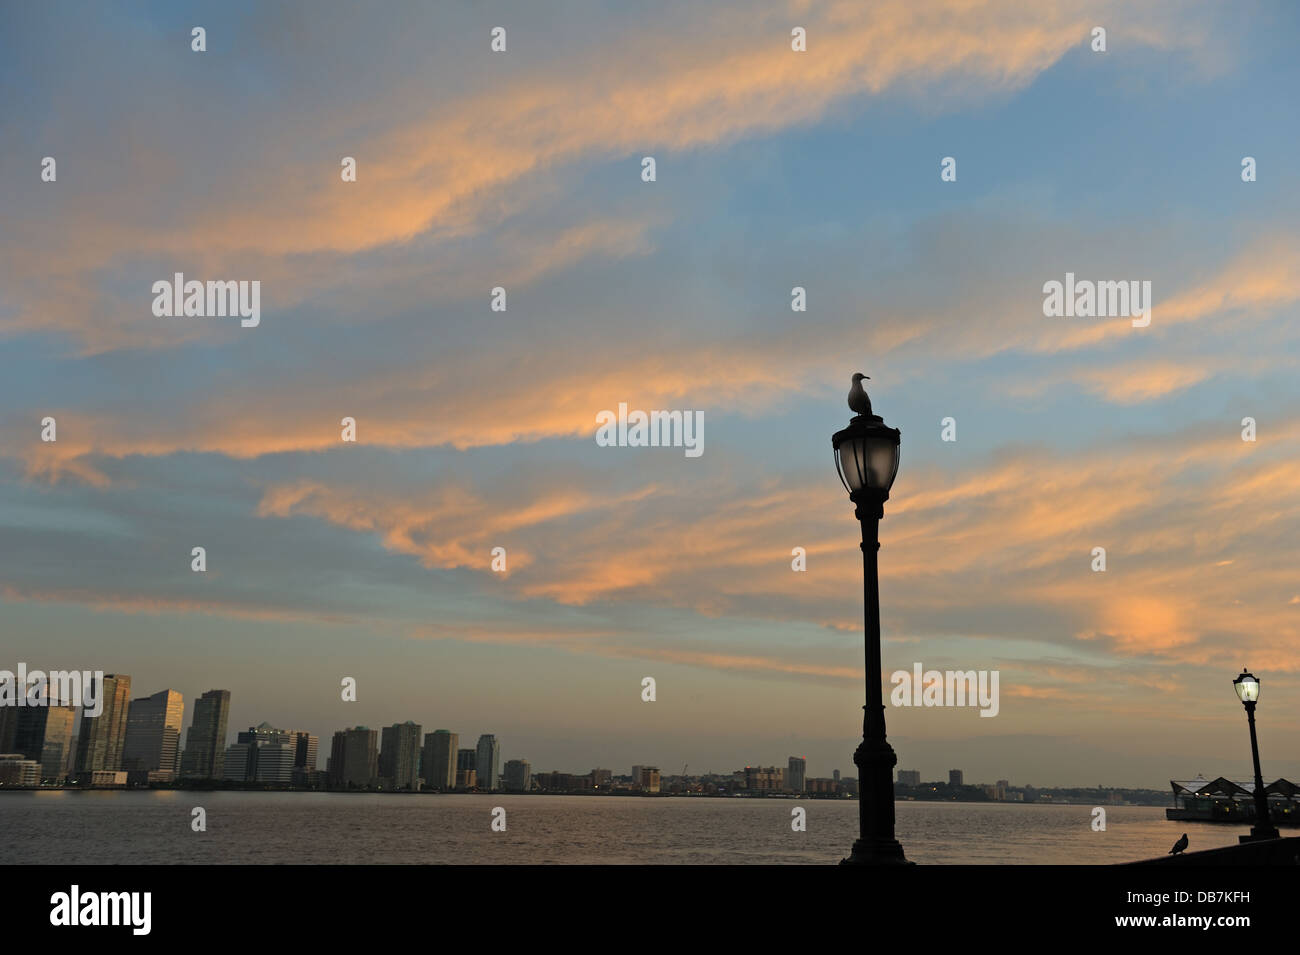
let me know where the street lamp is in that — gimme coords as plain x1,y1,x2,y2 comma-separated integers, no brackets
832,373,909,865
1233,669,1280,842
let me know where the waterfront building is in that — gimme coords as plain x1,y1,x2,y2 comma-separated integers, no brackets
180,689,231,779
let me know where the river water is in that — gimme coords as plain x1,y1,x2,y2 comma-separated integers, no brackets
2,791,1250,864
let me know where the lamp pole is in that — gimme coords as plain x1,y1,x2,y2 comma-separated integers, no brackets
1234,670,1280,843
833,374,909,866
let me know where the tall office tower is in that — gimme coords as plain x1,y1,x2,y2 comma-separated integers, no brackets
420,729,458,790
833,769,841,782
180,689,231,779
503,758,532,792
379,721,422,790
0,705,16,752
897,769,921,787
457,748,476,773
13,705,76,782
74,673,131,777
289,731,318,770
475,735,500,791
787,756,807,793
949,769,964,787
329,727,378,789
122,689,185,778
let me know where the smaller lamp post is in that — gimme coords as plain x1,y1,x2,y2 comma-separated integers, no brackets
1233,669,1280,842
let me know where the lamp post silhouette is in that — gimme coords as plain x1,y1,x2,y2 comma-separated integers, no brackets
832,374,909,865
1232,669,1280,843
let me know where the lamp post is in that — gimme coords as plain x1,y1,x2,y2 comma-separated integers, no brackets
832,374,909,865
1232,669,1280,843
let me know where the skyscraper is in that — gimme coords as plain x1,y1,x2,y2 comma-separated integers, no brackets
180,689,231,779
328,727,378,789
420,729,458,791
0,705,16,753
13,705,76,782
897,769,921,787
379,721,422,790
74,673,131,778
122,688,185,779
787,756,807,793
503,758,531,792
949,769,964,786
456,747,476,788
290,730,317,770
475,734,500,791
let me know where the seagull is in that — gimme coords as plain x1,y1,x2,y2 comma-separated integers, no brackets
848,373,873,416
1169,833,1189,855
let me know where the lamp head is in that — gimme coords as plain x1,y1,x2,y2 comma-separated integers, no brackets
1234,669,1260,704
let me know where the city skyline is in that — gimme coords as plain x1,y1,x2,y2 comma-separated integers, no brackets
1,671,1282,791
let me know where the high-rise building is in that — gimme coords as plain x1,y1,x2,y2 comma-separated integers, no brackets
475,734,500,791
13,705,76,783
503,758,532,792
456,748,476,788
635,766,661,793
123,689,185,778
833,769,841,782
0,706,17,753
222,742,255,781
897,769,921,787
180,689,231,779
329,727,378,789
949,769,964,787
787,756,807,793
421,729,458,790
254,742,296,784
290,731,317,770
379,721,422,790
591,768,612,789
75,673,131,778
223,722,296,782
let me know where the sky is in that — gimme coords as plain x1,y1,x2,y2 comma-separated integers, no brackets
2,0,1298,788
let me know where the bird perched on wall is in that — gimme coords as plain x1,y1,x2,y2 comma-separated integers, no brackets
1169,833,1189,855
848,373,873,416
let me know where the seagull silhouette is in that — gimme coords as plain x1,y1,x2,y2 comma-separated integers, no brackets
848,373,873,416
1169,833,1189,855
